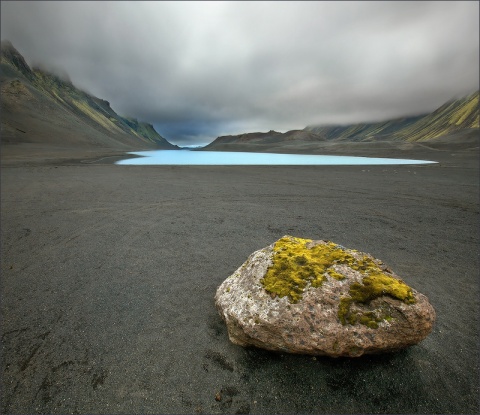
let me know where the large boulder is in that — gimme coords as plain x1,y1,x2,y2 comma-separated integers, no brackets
215,236,435,357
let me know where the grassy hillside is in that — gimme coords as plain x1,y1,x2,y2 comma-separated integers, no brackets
1,40,177,150
394,91,478,142
304,114,427,142
305,91,479,142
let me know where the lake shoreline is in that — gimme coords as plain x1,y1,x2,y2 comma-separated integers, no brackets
2,136,478,167
115,149,438,166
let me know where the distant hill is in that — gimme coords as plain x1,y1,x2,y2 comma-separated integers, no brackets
204,91,479,152
207,129,326,146
0,40,178,151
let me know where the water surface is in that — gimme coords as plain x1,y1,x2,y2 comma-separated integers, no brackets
115,150,437,166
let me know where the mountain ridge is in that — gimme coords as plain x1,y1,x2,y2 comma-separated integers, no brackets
204,90,479,151
2,40,478,155
1,40,178,151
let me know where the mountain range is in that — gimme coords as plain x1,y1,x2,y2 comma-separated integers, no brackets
1,40,478,156
0,40,177,151
204,91,478,152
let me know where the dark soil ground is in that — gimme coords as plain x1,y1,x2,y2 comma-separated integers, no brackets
1,142,479,414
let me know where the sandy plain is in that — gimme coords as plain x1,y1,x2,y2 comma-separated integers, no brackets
1,141,479,414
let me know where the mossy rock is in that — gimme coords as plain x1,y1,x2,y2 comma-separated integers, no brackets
215,236,436,357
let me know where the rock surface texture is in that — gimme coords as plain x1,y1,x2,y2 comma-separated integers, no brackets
215,236,436,357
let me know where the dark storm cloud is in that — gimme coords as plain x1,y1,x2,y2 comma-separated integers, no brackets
1,1,478,146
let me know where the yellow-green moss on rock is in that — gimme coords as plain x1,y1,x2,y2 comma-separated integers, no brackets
338,274,415,327
261,236,416,328
261,236,352,303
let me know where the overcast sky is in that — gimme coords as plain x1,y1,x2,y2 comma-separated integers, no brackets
1,1,479,146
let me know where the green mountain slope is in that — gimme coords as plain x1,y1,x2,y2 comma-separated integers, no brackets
304,114,428,142
393,91,478,142
1,40,177,150
305,91,479,142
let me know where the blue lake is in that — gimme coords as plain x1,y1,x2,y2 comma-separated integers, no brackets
115,150,438,166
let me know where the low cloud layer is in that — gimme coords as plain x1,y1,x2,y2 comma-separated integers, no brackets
2,1,478,146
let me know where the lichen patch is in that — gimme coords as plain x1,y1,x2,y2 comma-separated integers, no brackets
260,235,416,328
261,236,357,303
338,274,415,327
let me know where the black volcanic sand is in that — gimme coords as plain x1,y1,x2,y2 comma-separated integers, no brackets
1,143,479,414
